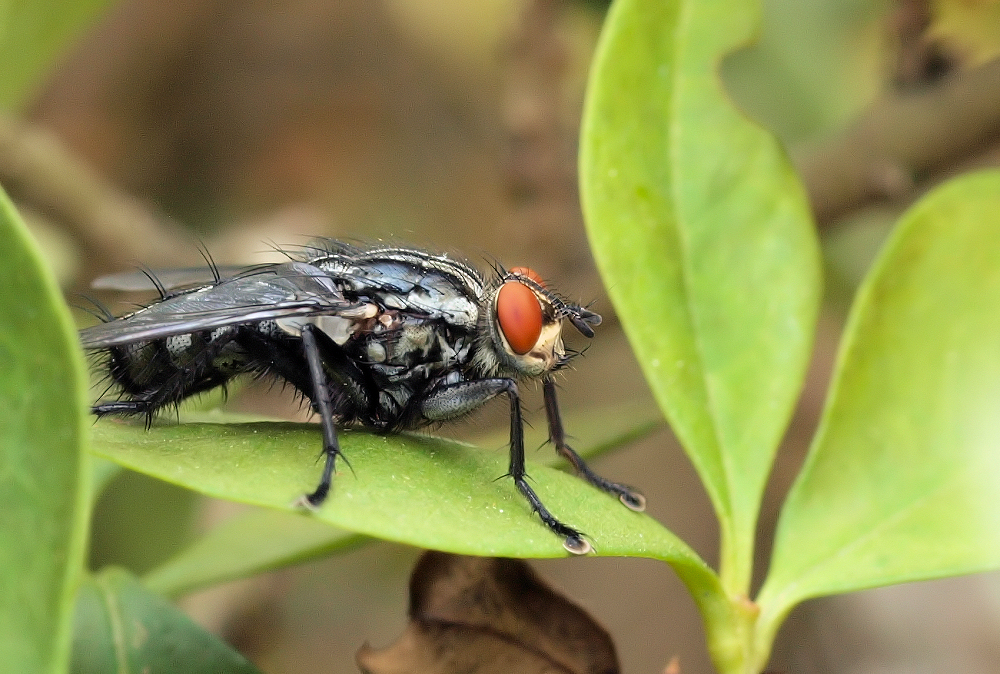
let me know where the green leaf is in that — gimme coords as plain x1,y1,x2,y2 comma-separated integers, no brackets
580,0,821,594
721,1,888,143
91,420,697,562
93,419,731,667
143,509,366,598
757,171,1000,653
0,185,90,671
71,569,262,674
0,0,116,109
141,404,663,598
90,459,122,504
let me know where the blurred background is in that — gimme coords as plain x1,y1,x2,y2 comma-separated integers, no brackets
4,0,1000,672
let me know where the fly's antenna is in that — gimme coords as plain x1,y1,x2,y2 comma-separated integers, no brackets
505,272,602,338
566,307,602,337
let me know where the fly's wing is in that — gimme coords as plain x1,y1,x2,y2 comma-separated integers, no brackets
80,262,363,349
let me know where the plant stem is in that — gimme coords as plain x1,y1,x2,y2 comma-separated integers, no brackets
719,516,753,598
673,559,768,674
702,591,765,674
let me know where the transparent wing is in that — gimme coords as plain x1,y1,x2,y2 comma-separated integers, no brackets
80,262,362,348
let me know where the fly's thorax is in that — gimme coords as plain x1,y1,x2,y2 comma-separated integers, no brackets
473,268,568,379
276,304,471,372
313,252,481,329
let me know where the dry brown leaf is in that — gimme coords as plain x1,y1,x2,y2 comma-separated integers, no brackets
357,551,618,674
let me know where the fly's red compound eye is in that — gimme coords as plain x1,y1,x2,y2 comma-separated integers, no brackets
508,267,545,286
497,267,544,355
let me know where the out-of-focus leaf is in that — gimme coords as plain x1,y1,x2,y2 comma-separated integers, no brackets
0,0,116,108
71,569,262,674
0,183,89,671
722,0,888,143
930,0,1000,65
89,459,122,504
143,509,366,597
356,551,619,674
580,0,821,594
89,470,201,576
757,171,1000,653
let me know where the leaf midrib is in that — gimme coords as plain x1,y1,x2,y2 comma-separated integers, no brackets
668,0,734,526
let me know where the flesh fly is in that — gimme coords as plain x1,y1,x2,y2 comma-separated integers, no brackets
81,240,644,553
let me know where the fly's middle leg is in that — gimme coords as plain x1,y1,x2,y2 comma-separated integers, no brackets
543,377,645,512
420,378,590,554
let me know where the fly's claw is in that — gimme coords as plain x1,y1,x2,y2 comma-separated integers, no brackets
560,529,592,555
620,490,647,512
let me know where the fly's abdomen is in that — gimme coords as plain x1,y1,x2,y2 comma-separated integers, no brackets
101,327,248,412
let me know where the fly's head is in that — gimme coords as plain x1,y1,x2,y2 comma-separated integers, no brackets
476,267,602,378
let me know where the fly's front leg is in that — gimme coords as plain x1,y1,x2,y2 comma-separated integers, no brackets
420,378,590,555
543,377,646,511
297,324,343,508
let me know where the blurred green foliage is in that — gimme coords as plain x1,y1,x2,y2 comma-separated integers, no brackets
0,0,116,109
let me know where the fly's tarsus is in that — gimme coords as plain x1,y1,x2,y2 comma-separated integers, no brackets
514,476,591,555
542,377,645,513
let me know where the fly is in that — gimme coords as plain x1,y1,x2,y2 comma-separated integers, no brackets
80,240,645,554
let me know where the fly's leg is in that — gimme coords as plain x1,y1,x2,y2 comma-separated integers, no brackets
92,399,158,428
93,371,231,426
93,400,154,415
543,377,645,512
298,324,343,508
420,378,590,555
507,385,590,555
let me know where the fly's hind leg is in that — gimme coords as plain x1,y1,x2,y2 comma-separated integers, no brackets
93,400,154,415
420,378,590,555
543,377,645,512
92,399,158,428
